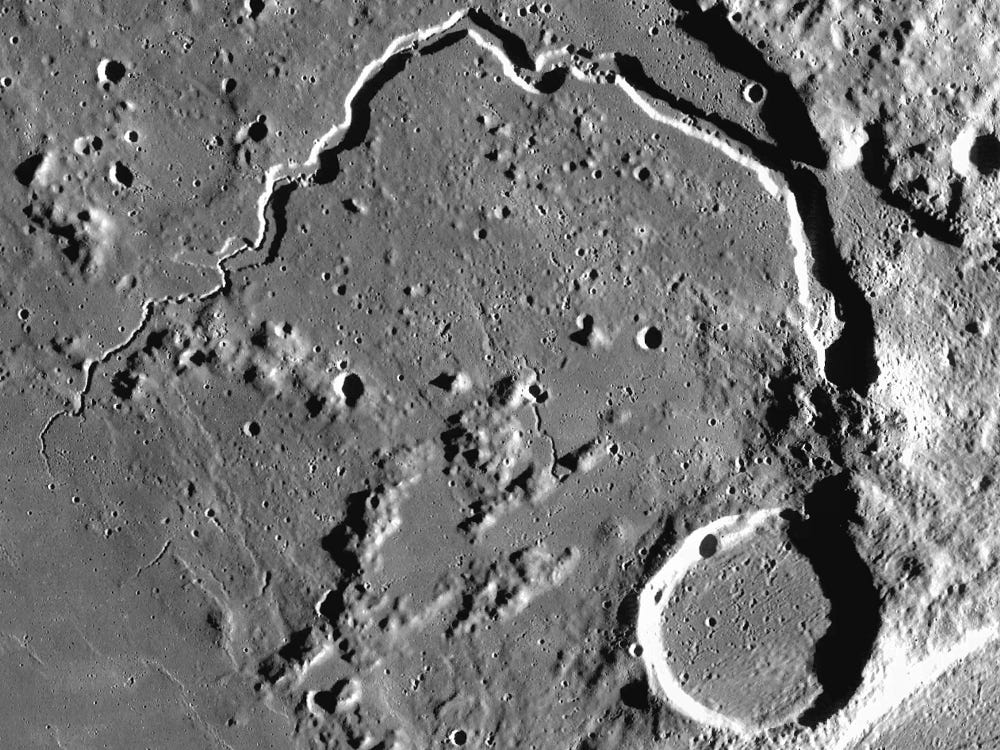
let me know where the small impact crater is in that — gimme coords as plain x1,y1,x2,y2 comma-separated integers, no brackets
637,324,663,351
742,81,766,104
97,58,126,87
337,372,365,408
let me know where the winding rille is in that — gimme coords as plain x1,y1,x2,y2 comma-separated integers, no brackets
32,16,944,747
41,7,841,452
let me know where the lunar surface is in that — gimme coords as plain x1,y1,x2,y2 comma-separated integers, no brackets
2,1,1000,749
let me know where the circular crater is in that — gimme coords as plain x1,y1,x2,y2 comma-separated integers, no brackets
637,509,831,735
636,324,663,350
969,132,1000,177
742,81,766,104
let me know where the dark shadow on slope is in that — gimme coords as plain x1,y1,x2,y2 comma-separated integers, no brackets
320,488,373,575
258,626,315,684
534,67,568,95
419,28,467,57
640,518,677,579
469,9,534,68
618,54,878,396
312,148,340,187
313,679,351,713
809,385,847,467
611,519,676,639
764,368,800,434
260,181,294,265
859,121,963,246
317,487,379,628
277,626,313,662
22,202,89,270
668,0,828,169
14,153,45,186
785,473,881,728
787,167,880,395
467,11,568,93
313,52,412,185
317,587,346,623
429,372,457,391
616,53,783,169
946,177,964,222
303,12,878,400
620,679,650,710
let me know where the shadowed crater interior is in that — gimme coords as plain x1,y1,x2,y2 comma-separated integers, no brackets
970,132,1000,176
